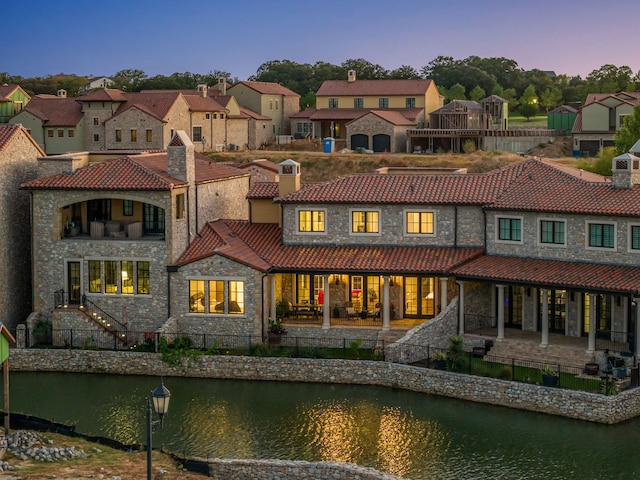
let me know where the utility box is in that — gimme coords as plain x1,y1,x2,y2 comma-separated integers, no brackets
323,137,335,153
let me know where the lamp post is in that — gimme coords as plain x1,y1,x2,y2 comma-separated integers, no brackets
147,380,171,480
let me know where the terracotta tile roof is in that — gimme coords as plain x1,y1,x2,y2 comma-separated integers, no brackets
78,89,128,102
112,92,182,121
228,81,299,97
182,94,226,112
451,254,640,295
485,159,640,216
239,106,270,120
309,107,421,122
247,182,279,199
20,95,83,126
276,161,527,205
238,159,279,173
22,151,246,190
0,124,45,156
290,108,316,119
317,79,435,97
175,220,484,273
348,110,415,126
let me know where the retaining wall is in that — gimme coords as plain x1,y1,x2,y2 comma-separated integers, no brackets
8,349,640,425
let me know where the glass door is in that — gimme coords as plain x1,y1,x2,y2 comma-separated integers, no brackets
67,261,81,304
405,276,438,318
539,289,566,333
501,285,523,328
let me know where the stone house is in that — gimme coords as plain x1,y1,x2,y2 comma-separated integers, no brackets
0,124,45,329
572,91,640,157
227,81,300,138
0,85,30,123
21,131,250,338
167,147,640,359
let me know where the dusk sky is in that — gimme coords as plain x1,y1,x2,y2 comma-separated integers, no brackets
6,0,640,81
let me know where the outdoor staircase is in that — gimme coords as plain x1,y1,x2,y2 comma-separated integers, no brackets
376,328,410,349
476,335,593,368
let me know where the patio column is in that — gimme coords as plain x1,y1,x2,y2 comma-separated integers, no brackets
439,277,448,313
322,274,330,330
457,281,465,335
382,275,390,331
270,274,277,321
587,293,597,355
540,289,549,348
497,284,505,341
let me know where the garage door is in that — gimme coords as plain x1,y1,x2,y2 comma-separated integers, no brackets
372,134,391,152
579,140,600,157
351,134,369,150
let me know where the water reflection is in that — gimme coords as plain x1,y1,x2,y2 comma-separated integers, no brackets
3,372,640,480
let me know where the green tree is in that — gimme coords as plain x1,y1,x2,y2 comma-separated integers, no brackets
518,84,539,120
340,58,388,79
576,146,615,176
389,65,421,79
112,69,147,91
469,85,486,102
615,105,640,154
447,83,466,101
540,86,563,112
586,64,634,93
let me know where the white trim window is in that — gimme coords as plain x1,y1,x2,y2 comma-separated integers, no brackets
538,219,566,246
496,216,523,243
351,209,380,234
188,278,245,315
586,221,616,250
297,209,326,233
629,224,640,252
404,210,435,236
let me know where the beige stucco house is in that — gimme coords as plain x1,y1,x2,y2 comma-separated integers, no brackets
572,92,640,157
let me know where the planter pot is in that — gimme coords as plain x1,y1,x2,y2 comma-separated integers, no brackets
432,359,447,370
542,374,559,387
584,363,599,376
267,333,284,346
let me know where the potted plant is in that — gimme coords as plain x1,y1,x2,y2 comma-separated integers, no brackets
540,365,559,387
333,304,340,318
432,350,447,370
584,357,599,376
267,318,287,346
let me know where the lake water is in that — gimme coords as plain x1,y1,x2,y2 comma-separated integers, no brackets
4,372,639,479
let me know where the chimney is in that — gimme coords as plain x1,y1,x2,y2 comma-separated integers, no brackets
57,89,67,98
611,152,640,189
217,78,227,96
167,131,195,184
197,84,208,98
278,159,301,197
348,70,356,83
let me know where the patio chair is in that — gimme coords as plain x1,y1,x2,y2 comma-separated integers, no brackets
345,302,361,319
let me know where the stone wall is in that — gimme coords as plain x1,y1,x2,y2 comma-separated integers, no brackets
8,349,640,424
205,459,404,480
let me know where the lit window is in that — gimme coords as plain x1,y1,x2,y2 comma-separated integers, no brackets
137,262,150,294
189,280,205,313
406,211,434,234
352,211,379,233
105,261,118,293
298,210,325,232
121,261,134,294
89,261,101,293
209,280,224,313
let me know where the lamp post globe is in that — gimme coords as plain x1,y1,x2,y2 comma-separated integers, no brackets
147,380,171,480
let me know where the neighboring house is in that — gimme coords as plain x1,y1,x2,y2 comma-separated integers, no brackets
80,76,114,93
10,91,84,154
572,92,640,157
0,85,30,123
168,148,640,358
0,124,45,329
21,132,250,337
291,70,442,152
227,80,300,138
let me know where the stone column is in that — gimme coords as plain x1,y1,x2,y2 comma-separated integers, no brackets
540,289,549,348
587,293,596,354
439,277,448,313
382,275,390,331
322,274,330,330
457,281,465,335
497,284,505,341
270,274,277,321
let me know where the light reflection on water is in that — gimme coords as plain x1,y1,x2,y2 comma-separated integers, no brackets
4,372,640,480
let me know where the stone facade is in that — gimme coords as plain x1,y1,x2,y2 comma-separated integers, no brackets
9,349,640,424
0,126,43,329
346,113,411,153
281,203,485,248
104,108,165,150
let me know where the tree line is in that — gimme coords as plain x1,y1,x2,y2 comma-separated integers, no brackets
2,56,638,113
